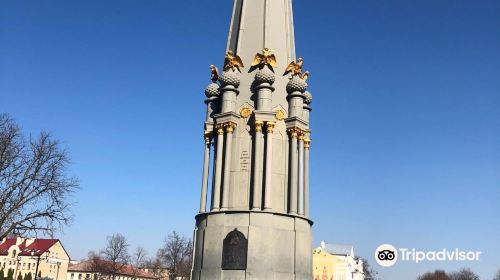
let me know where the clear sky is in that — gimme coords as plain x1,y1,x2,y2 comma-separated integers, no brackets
1,1,499,279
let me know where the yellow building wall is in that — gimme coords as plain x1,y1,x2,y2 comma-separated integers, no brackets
36,241,70,280
312,248,349,280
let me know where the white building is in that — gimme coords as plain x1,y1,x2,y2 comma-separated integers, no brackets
67,260,158,280
313,241,364,280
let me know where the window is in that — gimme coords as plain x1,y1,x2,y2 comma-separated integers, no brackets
78,274,82,280
28,263,30,270
71,273,74,279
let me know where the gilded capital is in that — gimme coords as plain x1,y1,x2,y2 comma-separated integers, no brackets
304,138,311,149
255,120,264,133
266,122,275,133
225,122,237,133
287,127,300,138
216,124,225,135
298,132,305,141
204,130,212,144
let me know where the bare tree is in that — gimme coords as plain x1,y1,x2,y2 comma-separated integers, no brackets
88,252,111,280
100,233,131,277
157,231,192,280
356,257,377,280
493,270,500,280
131,247,148,278
0,114,78,240
142,258,168,280
417,270,452,280
449,268,480,280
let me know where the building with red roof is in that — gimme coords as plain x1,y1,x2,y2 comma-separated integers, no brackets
0,237,70,280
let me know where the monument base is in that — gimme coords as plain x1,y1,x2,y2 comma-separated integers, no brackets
191,210,313,280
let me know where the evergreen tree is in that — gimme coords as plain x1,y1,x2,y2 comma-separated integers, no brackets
16,273,23,280
0,268,5,280
24,272,32,280
6,269,14,280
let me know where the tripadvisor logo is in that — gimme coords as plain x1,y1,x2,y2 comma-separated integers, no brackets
375,244,398,267
375,244,482,267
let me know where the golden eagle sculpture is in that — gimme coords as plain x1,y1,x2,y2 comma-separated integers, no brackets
299,70,310,81
251,48,277,69
223,50,244,72
209,64,219,83
284,57,304,76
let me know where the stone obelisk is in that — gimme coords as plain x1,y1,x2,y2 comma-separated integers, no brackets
192,0,314,279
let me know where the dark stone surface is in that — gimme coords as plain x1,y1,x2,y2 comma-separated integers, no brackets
221,228,248,270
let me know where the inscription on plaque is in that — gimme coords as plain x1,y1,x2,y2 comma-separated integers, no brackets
221,229,248,270
240,150,250,171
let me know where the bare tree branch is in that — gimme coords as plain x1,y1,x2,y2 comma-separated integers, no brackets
157,231,192,280
417,270,452,280
356,257,377,280
493,270,500,280
132,247,148,278
100,233,131,277
418,268,481,280
0,114,78,239
449,268,480,280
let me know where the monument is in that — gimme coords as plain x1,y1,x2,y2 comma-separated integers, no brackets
192,0,314,279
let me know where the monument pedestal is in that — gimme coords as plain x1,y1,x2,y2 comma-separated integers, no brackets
192,1,315,278
191,211,313,280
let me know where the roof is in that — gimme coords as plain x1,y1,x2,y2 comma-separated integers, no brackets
320,241,354,257
68,260,157,279
67,261,94,272
0,238,59,257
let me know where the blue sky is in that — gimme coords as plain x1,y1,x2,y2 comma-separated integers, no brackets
1,1,499,279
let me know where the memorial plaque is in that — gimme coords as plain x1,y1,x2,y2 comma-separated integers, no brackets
221,228,248,270
240,150,250,171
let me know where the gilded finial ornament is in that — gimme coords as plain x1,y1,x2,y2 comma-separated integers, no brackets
251,48,277,69
223,50,244,72
284,57,304,76
285,58,310,80
240,107,252,118
275,110,285,121
209,64,219,83
299,71,310,81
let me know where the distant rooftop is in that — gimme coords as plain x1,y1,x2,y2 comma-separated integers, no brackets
68,259,157,279
320,241,354,257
